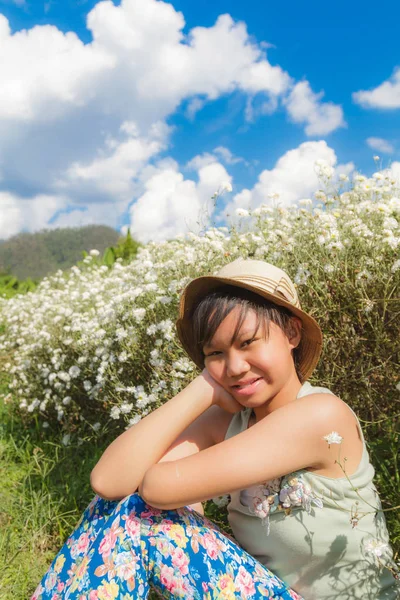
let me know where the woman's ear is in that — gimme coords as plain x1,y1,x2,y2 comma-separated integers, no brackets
288,317,302,349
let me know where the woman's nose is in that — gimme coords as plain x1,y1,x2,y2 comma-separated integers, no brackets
225,352,249,377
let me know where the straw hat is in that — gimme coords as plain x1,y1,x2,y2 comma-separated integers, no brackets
176,258,323,381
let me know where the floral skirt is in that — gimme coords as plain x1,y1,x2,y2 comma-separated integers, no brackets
32,493,303,599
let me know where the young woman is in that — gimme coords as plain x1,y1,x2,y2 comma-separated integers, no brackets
32,259,398,599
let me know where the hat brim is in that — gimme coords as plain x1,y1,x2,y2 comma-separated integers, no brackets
176,275,323,382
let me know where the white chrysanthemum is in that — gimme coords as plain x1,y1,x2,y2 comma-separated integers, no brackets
235,208,249,217
120,402,133,414
118,351,128,363
110,406,121,420
294,266,311,285
222,182,233,193
61,434,71,446
364,539,390,558
127,414,142,428
323,432,343,445
68,366,80,378
324,264,334,273
212,495,230,508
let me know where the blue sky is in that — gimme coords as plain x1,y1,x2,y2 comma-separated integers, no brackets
0,0,399,241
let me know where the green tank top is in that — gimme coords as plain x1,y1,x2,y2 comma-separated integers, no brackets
224,381,399,599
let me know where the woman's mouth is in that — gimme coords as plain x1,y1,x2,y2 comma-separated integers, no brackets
232,377,263,396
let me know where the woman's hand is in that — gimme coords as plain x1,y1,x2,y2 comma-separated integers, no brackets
198,368,243,414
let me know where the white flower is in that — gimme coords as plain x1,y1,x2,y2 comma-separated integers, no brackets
83,380,92,392
356,269,372,282
323,431,343,446
128,414,142,427
222,182,233,193
363,299,375,314
373,155,380,162
110,406,121,420
61,433,71,446
115,328,128,340
235,208,249,217
364,539,390,558
89,249,100,257
324,264,334,273
68,365,80,378
212,494,230,507
294,266,311,285
355,174,366,183
120,402,133,414
118,351,128,362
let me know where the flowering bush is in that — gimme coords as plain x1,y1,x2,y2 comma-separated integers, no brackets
0,168,399,434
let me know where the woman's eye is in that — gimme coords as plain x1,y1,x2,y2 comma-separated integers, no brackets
242,338,255,347
205,351,221,358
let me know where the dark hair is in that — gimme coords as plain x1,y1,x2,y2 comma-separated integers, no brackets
191,284,304,381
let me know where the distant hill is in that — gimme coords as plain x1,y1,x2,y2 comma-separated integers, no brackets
0,225,120,280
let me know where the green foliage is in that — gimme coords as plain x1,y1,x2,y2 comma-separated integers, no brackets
0,392,110,599
101,228,141,266
0,225,120,280
0,273,37,299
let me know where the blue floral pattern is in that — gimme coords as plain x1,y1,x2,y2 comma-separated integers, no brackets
31,493,304,599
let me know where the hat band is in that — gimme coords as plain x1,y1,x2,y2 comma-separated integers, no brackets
229,274,300,307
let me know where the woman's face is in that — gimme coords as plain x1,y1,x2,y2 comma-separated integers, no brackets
203,305,301,409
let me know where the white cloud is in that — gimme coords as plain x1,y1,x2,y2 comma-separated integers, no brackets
353,68,400,109
366,137,394,154
0,192,66,240
284,81,346,136
129,158,231,242
0,0,294,233
0,0,346,238
0,5,291,125
56,120,171,202
185,153,217,171
186,147,248,173
388,161,400,183
48,201,127,231
221,141,341,218
213,146,247,166
0,15,114,121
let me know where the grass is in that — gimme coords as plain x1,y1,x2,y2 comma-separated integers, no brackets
0,387,398,599
0,393,108,600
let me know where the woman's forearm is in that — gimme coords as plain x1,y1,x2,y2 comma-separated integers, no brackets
90,376,213,500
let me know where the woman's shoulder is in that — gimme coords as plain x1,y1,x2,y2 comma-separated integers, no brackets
293,390,357,427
